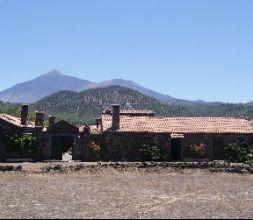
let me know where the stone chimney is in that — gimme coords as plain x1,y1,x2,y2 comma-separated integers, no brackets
112,104,120,130
49,115,56,127
21,104,29,126
35,111,45,127
95,118,102,129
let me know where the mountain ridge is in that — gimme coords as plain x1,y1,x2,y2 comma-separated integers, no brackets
32,85,253,125
0,70,220,105
32,86,194,125
0,70,92,103
1,85,252,125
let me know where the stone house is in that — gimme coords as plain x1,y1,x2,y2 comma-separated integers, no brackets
0,104,96,162
91,105,253,162
0,105,35,161
1,104,253,162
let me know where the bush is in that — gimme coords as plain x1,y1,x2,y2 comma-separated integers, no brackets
136,144,168,162
1,134,39,159
224,141,250,163
246,153,253,164
88,141,101,162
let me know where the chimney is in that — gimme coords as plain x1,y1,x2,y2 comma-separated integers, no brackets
21,104,29,126
95,118,102,129
49,115,56,127
112,104,120,130
35,111,45,127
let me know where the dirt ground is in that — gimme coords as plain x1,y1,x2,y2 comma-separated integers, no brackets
0,168,253,219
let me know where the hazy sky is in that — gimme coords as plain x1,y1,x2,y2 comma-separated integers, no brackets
0,0,253,103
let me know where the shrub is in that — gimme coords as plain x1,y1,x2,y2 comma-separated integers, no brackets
136,144,168,162
246,154,253,164
88,141,101,162
224,141,250,163
1,134,39,158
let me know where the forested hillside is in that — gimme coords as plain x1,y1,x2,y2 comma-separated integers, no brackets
1,86,253,126
0,101,19,115
33,86,253,125
32,86,192,125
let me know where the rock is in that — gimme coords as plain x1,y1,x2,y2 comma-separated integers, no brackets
0,166,15,172
249,168,253,174
241,169,249,174
14,166,22,172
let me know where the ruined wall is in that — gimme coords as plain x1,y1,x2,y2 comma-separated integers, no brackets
96,132,253,162
99,132,170,161
182,134,253,161
39,121,80,161
77,132,90,161
35,128,50,161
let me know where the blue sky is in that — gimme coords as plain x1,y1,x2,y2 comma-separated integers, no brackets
0,0,253,103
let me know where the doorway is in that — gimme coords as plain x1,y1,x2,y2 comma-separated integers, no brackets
213,137,225,160
171,138,182,161
51,135,75,160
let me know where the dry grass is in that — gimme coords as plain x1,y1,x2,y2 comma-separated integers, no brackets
0,169,253,219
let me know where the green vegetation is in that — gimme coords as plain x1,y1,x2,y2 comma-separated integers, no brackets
32,86,253,125
224,141,253,164
88,141,101,162
0,103,35,120
0,101,19,116
136,144,168,162
32,86,192,125
1,134,39,159
0,101,48,124
1,86,253,126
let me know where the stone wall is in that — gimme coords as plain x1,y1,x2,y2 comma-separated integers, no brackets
98,132,170,161
40,121,80,161
93,132,253,162
182,134,253,161
1,162,253,174
1,116,253,162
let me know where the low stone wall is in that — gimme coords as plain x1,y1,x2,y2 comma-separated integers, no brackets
0,162,252,174
96,162,253,174
0,165,22,172
0,162,250,174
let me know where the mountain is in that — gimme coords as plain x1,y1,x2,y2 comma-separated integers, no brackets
87,79,175,103
78,79,213,105
32,86,193,125
0,70,215,104
32,86,253,125
0,70,93,103
1,85,253,125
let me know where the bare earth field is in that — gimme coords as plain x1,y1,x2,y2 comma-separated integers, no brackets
0,168,253,219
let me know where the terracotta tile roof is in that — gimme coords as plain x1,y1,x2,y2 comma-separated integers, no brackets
102,115,253,134
0,114,35,128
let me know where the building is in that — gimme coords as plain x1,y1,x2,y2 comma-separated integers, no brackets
0,105,36,161
92,105,253,161
0,104,253,162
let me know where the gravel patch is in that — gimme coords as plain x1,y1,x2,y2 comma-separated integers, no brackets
0,168,252,219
